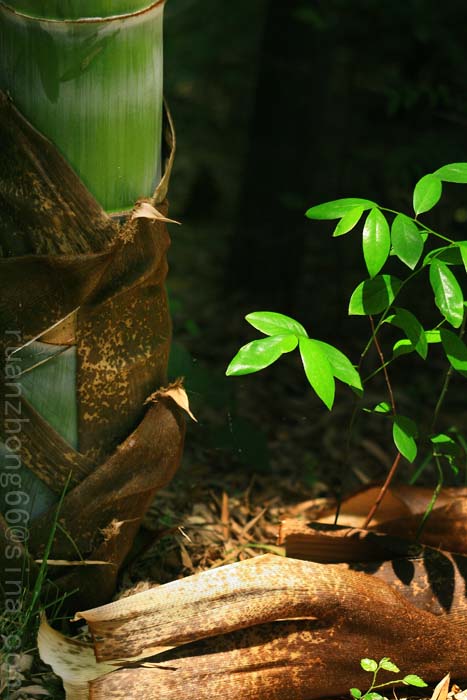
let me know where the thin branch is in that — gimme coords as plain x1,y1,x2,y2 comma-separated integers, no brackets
415,456,443,541
362,317,401,528
369,315,396,414
431,314,467,432
362,452,402,529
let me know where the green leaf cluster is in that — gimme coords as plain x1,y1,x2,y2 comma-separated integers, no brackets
351,657,427,700
306,167,467,329
430,431,466,476
226,311,362,410
228,162,467,482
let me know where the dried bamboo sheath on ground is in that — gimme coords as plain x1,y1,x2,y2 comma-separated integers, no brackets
39,548,467,700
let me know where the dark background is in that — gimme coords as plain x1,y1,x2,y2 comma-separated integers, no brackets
162,0,467,488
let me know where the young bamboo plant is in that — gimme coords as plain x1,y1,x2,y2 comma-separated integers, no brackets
227,163,467,516
0,0,165,518
351,657,427,700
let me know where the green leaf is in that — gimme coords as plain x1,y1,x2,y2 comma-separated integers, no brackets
431,433,459,457
360,658,378,673
431,433,456,445
306,198,376,220
391,213,424,269
299,337,335,410
349,275,402,316
246,311,308,338
429,259,465,328
424,245,464,267
440,328,467,376
333,206,365,237
403,675,428,688
430,433,461,474
458,241,467,273
425,329,442,343
374,401,391,413
226,335,298,376
313,341,363,392
350,689,362,699
434,162,467,183
392,330,440,358
362,208,391,278
392,338,414,358
393,415,418,463
413,173,442,215
379,659,400,673
385,307,427,359
364,694,385,700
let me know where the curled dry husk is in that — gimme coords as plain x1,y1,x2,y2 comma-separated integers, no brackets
38,486,467,699
39,541,467,699
280,484,467,560
0,90,186,608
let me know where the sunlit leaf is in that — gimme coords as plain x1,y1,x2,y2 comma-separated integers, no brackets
429,259,464,328
393,415,418,463
362,208,391,278
413,173,442,215
393,329,440,358
360,658,378,673
434,162,467,183
425,329,442,343
458,241,467,273
430,432,461,474
246,311,307,338
403,675,428,688
440,328,467,376
313,340,363,392
333,206,364,237
374,401,391,413
385,307,427,359
392,338,414,358
226,335,298,376
379,659,400,673
349,275,402,316
391,213,424,269
305,198,376,220
299,337,335,410
424,245,464,267
350,689,362,699
431,433,459,456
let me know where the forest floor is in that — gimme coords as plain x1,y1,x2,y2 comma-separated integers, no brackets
6,218,467,700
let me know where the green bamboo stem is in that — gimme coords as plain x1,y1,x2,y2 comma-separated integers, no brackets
0,0,165,212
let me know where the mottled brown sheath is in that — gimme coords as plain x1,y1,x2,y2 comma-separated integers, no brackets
0,91,184,607
80,552,466,699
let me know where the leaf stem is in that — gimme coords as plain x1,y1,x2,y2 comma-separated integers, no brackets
363,358,394,384
372,680,406,690
431,313,467,432
359,269,421,362
362,452,402,529
408,451,432,485
369,316,396,414
415,456,443,541
362,316,403,527
359,307,407,527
